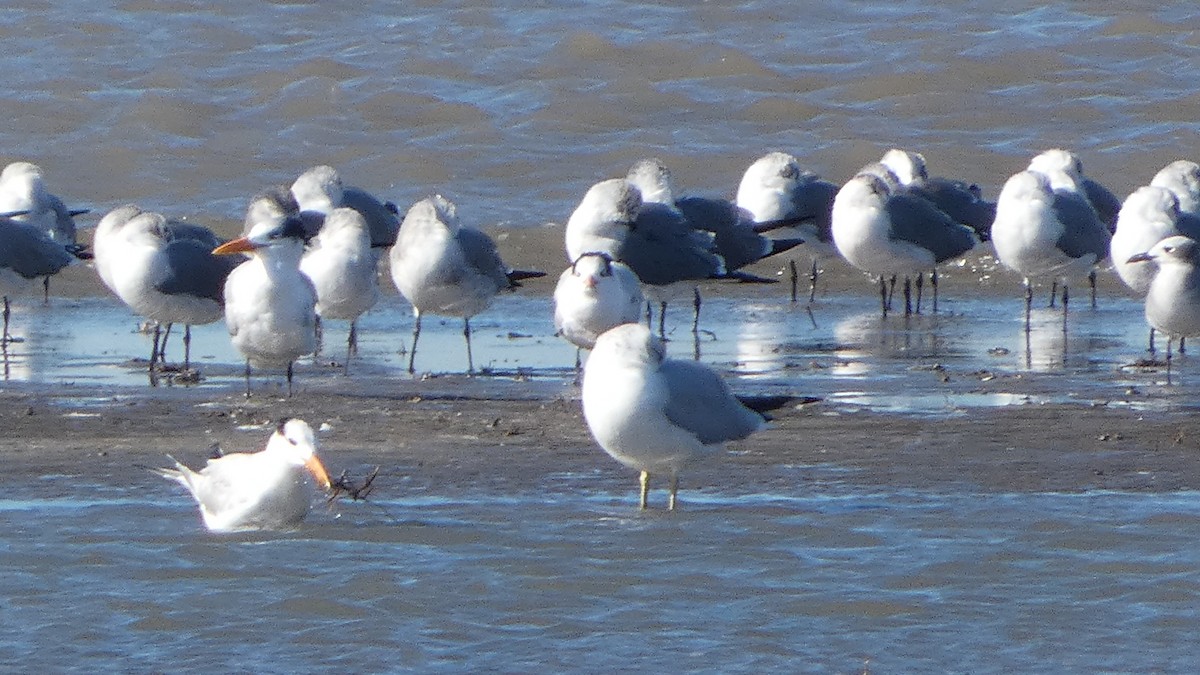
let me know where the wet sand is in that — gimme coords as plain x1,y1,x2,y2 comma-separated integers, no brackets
3,223,1198,501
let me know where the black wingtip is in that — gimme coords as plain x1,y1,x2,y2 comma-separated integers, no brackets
738,394,821,418
507,269,547,283
713,270,779,284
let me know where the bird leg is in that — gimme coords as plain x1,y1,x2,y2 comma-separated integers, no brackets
903,277,913,316
286,361,295,397
2,296,11,344
42,277,50,306
809,259,819,303
159,323,173,368
1023,279,1033,334
914,273,924,314
148,323,162,386
1048,280,1057,308
183,324,192,371
692,287,701,334
344,320,357,376
932,268,940,314
1180,336,1187,355
313,316,324,360
639,471,650,510
1089,270,1097,309
1148,327,1156,355
658,302,668,340
879,277,888,317
1061,283,1070,335
644,301,652,329
668,475,680,511
887,275,897,310
789,259,799,303
463,317,474,375
408,313,422,374
243,360,252,399
1167,337,1174,385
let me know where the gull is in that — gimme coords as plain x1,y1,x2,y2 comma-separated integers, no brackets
390,195,544,374
0,162,89,300
91,205,240,378
1127,235,1200,380
581,322,771,510
290,165,401,249
299,207,380,373
214,214,318,397
879,148,997,241
565,178,725,337
0,216,77,344
553,252,644,368
735,151,838,302
991,170,1111,327
155,418,332,532
1111,186,1200,295
830,172,978,316
1150,160,1200,216
1027,148,1122,229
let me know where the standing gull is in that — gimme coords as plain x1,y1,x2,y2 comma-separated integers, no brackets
1027,148,1122,229
92,205,239,379
1127,235,1200,380
299,207,380,373
214,215,318,397
390,195,544,374
879,148,997,241
1150,160,1200,216
0,216,77,344
991,170,1111,328
581,322,772,510
0,162,89,301
1111,186,1200,296
735,151,838,302
830,172,978,316
156,418,332,532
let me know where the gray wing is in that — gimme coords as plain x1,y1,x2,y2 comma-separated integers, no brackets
0,218,74,278
164,220,223,249
1051,191,1112,260
343,186,401,248
676,196,769,271
1083,178,1121,229
456,227,512,290
884,193,978,263
912,177,996,241
619,203,725,285
782,179,838,243
661,360,764,444
155,239,242,302
45,194,79,244
1176,212,1200,240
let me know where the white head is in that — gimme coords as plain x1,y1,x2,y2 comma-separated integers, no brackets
880,148,928,186
265,418,331,490
1151,160,1200,215
625,158,675,205
589,322,666,370
291,165,344,214
1128,235,1200,269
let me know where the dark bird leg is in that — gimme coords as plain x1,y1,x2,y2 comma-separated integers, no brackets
658,302,667,340
903,277,913,316
809,259,819,303
1048,280,1057,308
887,275,897,310
183,324,193,371
879,278,888,317
914,273,924,314
313,316,324,361
1061,283,1070,334
1023,279,1033,333
692,287,701,334
243,360,252,399
2,296,11,344
408,312,422,375
932,268,940,314
287,361,295,397
1148,327,1156,355
42,277,50,305
1180,336,1187,354
344,320,357,376
463,317,474,375
1089,270,1097,309
789,259,799,303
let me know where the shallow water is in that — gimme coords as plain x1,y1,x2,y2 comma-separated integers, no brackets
5,1,1200,670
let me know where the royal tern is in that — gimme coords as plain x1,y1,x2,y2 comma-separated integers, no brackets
390,195,544,374
214,214,318,396
581,322,771,510
299,207,380,373
156,418,332,532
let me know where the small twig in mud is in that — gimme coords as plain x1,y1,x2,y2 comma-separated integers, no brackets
328,466,380,502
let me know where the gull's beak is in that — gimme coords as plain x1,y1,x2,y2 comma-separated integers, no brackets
1127,252,1154,264
305,454,332,491
213,236,258,255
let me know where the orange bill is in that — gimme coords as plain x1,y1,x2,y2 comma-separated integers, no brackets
305,454,332,491
213,237,258,255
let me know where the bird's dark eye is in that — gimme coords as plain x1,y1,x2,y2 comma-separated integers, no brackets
1164,246,1176,254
